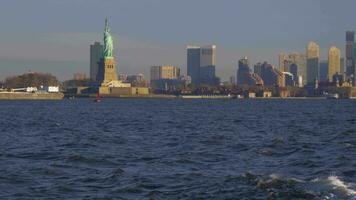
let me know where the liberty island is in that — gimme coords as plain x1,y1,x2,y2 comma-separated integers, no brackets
93,19,149,96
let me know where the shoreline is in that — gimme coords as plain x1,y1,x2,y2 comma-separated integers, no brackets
65,94,352,100
0,92,354,100
0,92,64,100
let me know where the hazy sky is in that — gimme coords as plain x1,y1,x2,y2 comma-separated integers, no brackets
0,0,356,81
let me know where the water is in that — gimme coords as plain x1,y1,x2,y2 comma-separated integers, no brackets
0,99,356,199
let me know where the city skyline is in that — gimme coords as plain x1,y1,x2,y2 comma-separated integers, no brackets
1,0,356,81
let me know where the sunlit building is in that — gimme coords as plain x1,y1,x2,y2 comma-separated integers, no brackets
306,41,320,84
150,65,180,81
279,52,307,85
279,52,287,71
328,46,341,81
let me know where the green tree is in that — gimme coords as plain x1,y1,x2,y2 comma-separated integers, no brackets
5,73,60,89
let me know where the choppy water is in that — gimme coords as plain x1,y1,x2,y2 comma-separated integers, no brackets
0,99,356,199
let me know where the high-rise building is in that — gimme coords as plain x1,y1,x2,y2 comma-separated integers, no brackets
282,72,295,86
328,46,341,81
186,45,218,85
340,58,345,76
150,65,180,81
236,56,250,84
260,62,285,87
236,57,263,86
150,66,161,81
279,52,287,71
279,52,307,85
306,41,320,84
200,45,217,85
346,31,355,81
150,66,184,91
290,63,298,81
187,45,201,85
90,42,103,81
200,45,216,68
319,61,328,82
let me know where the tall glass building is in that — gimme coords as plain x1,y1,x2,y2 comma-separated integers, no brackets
187,45,201,85
346,31,355,81
90,42,103,81
187,45,217,85
306,41,320,84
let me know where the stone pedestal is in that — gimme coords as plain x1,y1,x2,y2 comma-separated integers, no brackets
97,57,118,84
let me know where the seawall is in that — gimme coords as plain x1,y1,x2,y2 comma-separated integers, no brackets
0,92,64,100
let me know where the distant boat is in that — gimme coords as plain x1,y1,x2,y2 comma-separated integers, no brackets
94,93,101,102
324,92,339,99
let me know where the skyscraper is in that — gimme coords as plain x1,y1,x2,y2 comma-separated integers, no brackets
278,52,307,85
346,31,355,81
279,52,287,71
237,56,250,84
254,63,262,77
90,42,103,81
306,41,320,84
237,57,263,86
319,61,328,82
200,45,217,85
328,46,341,81
260,62,285,87
186,45,218,85
187,45,201,85
289,52,307,86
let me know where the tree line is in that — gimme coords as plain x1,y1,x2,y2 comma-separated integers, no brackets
4,73,60,88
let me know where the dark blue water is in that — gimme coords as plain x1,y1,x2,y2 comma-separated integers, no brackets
1,99,356,199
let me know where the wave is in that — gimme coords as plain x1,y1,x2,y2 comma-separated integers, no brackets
241,172,356,199
326,176,356,198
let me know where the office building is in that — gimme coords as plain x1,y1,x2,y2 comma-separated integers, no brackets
236,57,250,84
187,45,219,85
90,42,103,81
260,62,285,87
236,57,263,86
328,46,341,81
254,63,263,77
283,72,295,86
187,45,201,84
306,41,320,84
290,63,298,81
279,52,307,85
279,52,287,71
150,65,180,81
150,65,185,91
346,31,355,81
319,61,328,82
127,74,145,83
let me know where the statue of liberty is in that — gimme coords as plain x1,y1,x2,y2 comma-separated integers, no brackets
103,18,114,58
